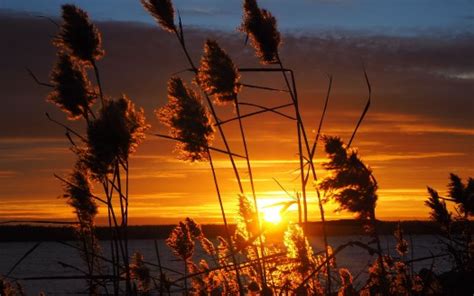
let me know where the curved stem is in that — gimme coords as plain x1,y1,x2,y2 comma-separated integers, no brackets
347,69,371,148
309,75,333,159
92,60,105,107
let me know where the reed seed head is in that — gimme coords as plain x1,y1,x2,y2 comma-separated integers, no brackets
141,0,176,32
283,224,316,274
216,236,230,259
84,96,149,179
394,223,408,256
241,0,281,64
236,194,259,239
1,277,23,296
425,187,452,229
130,252,151,294
48,54,95,120
157,77,214,162
166,221,195,261
197,40,241,104
200,237,216,256
339,268,353,286
185,217,203,239
447,173,474,216
55,4,104,64
319,136,378,219
338,268,357,296
63,162,98,226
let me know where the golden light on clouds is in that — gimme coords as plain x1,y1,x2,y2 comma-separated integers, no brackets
0,13,472,225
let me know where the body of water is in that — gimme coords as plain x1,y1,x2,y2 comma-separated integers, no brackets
0,235,451,295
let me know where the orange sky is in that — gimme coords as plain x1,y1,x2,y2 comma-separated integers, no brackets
0,14,472,225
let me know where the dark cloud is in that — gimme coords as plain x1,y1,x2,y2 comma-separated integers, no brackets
179,7,233,16
1,14,473,136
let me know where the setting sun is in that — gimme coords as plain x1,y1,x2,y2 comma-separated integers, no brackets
261,206,282,224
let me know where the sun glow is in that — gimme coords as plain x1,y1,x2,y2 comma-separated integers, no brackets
261,206,282,224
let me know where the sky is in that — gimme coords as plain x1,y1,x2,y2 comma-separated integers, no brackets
2,0,474,35
0,1,473,225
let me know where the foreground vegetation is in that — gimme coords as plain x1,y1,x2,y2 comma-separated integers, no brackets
1,0,473,295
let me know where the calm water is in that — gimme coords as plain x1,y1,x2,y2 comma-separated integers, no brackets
0,235,451,295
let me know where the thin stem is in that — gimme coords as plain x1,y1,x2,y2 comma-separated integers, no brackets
207,149,244,294
216,102,295,126
239,102,295,120
57,261,107,292
173,26,196,70
370,209,390,294
124,160,130,290
309,75,333,160
115,160,131,294
125,160,129,230
315,188,331,293
5,242,42,277
45,113,86,142
152,133,246,159
234,96,267,285
115,162,126,226
54,174,107,205
78,220,91,272
104,173,129,294
104,181,119,296
91,60,105,107
297,193,302,224
154,240,165,296
26,68,54,88
347,68,371,148
183,260,188,296
239,82,289,93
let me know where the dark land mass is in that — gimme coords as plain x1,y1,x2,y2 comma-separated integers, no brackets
1,220,469,242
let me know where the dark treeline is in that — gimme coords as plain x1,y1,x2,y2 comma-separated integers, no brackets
1,220,468,242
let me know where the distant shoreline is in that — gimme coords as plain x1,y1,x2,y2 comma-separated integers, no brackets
1,220,466,242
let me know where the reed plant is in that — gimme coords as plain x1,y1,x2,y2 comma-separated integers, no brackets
26,4,150,294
